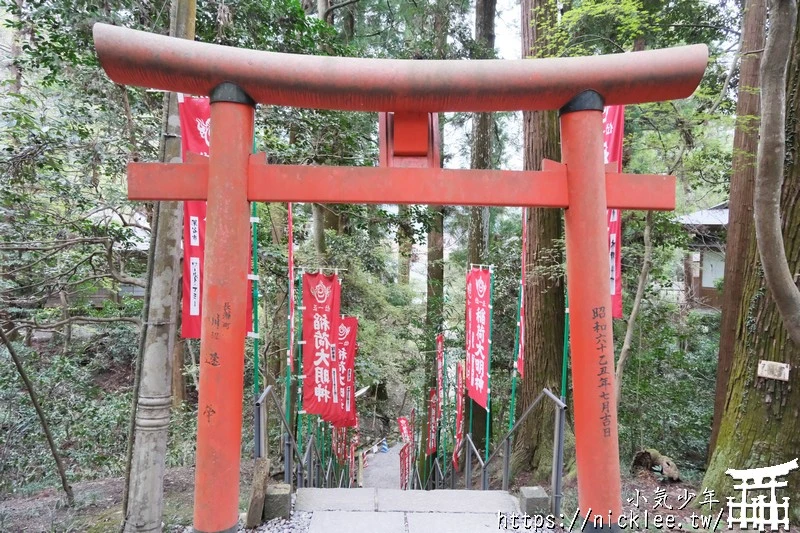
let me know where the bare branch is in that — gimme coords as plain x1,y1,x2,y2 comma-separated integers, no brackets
0,327,75,505
105,241,146,288
323,0,359,20
6,316,142,337
615,211,653,408
0,237,109,252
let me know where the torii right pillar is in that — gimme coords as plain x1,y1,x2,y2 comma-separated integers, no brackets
560,90,621,527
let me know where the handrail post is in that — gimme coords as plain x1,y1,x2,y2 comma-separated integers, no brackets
551,402,566,516
259,400,267,460
297,460,304,488
481,465,488,490
254,401,262,459
502,437,511,491
284,432,292,486
306,445,313,488
465,434,472,490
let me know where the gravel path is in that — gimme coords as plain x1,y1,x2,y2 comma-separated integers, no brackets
362,442,402,489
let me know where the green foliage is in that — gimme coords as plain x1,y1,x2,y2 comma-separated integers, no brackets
0,327,194,495
615,304,719,474
0,0,740,502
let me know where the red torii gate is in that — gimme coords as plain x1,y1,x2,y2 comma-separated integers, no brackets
93,24,707,533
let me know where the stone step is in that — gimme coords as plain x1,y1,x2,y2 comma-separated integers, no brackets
296,487,520,514
307,510,504,533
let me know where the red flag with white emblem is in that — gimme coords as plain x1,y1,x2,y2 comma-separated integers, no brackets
465,267,491,409
301,273,341,419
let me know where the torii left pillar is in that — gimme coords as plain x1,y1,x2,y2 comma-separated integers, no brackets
193,83,254,533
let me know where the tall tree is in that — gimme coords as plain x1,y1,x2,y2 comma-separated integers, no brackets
467,0,496,453
122,0,194,530
510,0,565,479
397,205,413,284
753,0,800,344
703,0,800,519
710,0,766,455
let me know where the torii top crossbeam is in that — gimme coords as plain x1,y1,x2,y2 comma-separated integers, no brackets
93,24,707,113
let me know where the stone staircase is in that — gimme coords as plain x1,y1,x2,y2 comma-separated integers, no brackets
296,487,520,532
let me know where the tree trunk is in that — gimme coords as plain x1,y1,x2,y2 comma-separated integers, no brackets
397,205,413,284
467,0,496,455
710,0,766,456
703,5,800,520
312,203,327,259
172,285,186,408
418,0,450,482
753,0,800,344
171,339,186,408
510,0,564,480
420,205,444,480
267,203,289,400
122,0,194,530
59,290,71,355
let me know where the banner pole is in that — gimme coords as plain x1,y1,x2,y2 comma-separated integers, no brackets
469,399,473,439
485,266,494,464
442,348,448,469
297,273,304,452
562,294,570,399
251,155,260,459
508,281,523,432
284,204,294,428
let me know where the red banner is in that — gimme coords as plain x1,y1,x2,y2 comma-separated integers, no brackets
399,442,411,490
452,361,464,469
301,273,341,419
179,95,209,339
436,333,444,414
426,388,438,455
398,417,411,443
334,316,358,427
517,209,528,378
465,267,491,409
178,95,252,338
603,105,624,319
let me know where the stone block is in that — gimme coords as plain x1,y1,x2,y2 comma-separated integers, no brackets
264,482,292,521
245,458,270,528
518,486,549,515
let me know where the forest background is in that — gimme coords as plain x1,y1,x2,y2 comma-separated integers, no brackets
1,0,799,528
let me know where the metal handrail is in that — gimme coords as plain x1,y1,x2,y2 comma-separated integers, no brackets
256,385,303,460
419,387,566,517
324,457,334,487
465,433,485,468
485,389,566,466
256,384,343,491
